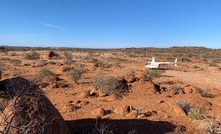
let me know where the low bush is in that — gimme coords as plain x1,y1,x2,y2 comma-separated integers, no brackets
65,67,85,83
189,107,204,120
24,51,40,60
64,52,73,65
37,68,55,80
92,58,106,69
143,69,164,81
175,99,195,114
208,61,218,67
171,84,182,94
196,88,216,98
92,75,128,95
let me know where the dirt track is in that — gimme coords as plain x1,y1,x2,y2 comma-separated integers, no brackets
156,69,221,90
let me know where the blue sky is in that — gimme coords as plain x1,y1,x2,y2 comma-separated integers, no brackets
0,0,221,48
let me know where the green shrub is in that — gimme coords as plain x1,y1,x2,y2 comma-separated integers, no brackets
189,107,204,120
65,67,85,83
92,75,118,95
24,51,40,60
92,75,128,95
37,68,55,80
143,69,164,81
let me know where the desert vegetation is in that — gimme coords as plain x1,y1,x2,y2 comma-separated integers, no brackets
0,46,221,133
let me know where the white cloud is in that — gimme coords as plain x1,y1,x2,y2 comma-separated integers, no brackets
39,21,64,30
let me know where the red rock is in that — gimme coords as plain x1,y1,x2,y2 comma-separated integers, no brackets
173,106,187,116
0,77,70,134
124,75,136,83
114,105,129,116
42,51,56,60
126,110,138,118
91,107,106,116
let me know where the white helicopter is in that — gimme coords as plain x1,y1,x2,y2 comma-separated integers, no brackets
145,57,178,69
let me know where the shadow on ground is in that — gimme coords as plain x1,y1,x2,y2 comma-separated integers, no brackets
66,118,180,134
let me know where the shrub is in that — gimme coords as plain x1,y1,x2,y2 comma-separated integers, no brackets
202,116,221,133
92,75,128,95
24,51,40,60
189,107,204,120
64,52,73,65
9,59,22,66
92,76,118,95
208,61,218,67
65,67,85,83
196,88,216,98
143,69,164,81
92,58,105,68
175,99,195,114
125,71,135,76
180,56,191,62
171,84,182,94
37,68,55,80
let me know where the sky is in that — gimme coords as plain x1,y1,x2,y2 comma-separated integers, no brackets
0,0,221,48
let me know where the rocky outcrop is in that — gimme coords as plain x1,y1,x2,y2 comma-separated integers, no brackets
0,77,70,134
42,51,56,60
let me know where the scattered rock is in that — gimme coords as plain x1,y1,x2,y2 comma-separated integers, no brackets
42,51,56,60
132,80,159,95
42,75,60,83
61,104,80,113
126,110,138,118
91,107,106,116
178,89,184,94
208,88,220,95
159,100,165,103
114,105,130,116
105,94,120,101
56,62,63,66
154,84,161,93
182,85,198,94
79,90,90,98
90,88,98,96
143,110,158,117
135,73,146,81
190,97,212,111
98,90,106,97
144,111,152,117
73,100,90,107
124,75,136,83
173,106,187,116
167,89,176,96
